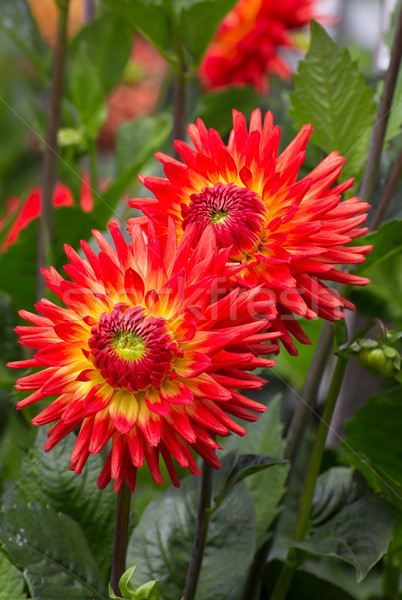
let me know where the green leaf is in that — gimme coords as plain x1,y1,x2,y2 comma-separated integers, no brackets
99,113,172,220
0,551,26,600
223,395,289,548
289,21,376,185
310,467,366,527
213,452,287,508
294,490,394,582
0,503,108,600
100,0,237,68
0,0,51,80
66,51,107,139
356,219,402,276
343,387,402,491
68,12,133,96
0,205,103,310
127,476,255,600
99,0,173,62
109,566,160,600
178,0,238,66
0,292,21,382
15,428,117,579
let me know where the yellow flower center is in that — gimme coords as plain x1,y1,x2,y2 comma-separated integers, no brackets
211,209,229,224
112,331,146,361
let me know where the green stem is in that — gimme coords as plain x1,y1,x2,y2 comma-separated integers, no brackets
164,0,188,155
89,140,98,198
37,1,69,300
173,71,187,150
270,355,348,600
285,321,335,462
182,461,213,600
110,482,132,596
382,555,400,600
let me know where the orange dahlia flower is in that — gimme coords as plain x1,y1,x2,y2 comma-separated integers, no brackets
0,175,93,252
128,110,372,355
199,0,321,93
9,222,278,492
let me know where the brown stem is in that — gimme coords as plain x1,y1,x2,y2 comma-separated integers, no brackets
110,482,132,596
370,147,402,231
37,3,69,300
182,461,213,600
173,72,187,157
359,2,402,205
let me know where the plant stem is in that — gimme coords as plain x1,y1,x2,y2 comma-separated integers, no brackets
285,321,335,462
182,461,213,600
370,147,402,231
173,72,187,153
359,2,402,205
270,355,348,600
110,482,132,596
89,140,98,197
163,0,187,154
37,2,69,300
382,555,400,600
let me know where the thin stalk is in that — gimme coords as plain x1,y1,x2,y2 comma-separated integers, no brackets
382,555,400,600
285,320,335,462
110,482,132,596
270,355,348,600
182,461,213,600
359,2,402,205
163,0,188,155
89,141,98,198
370,147,402,231
173,72,187,152
37,2,70,300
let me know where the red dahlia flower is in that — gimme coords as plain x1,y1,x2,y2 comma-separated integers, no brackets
9,222,278,492
128,109,372,355
199,0,322,93
0,175,94,252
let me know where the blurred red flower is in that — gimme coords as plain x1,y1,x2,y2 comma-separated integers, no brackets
199,0,323,93
0,175,94,252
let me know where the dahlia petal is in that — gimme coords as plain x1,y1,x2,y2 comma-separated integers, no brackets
174,352,212,377
166,406,196,443
139,407,162,446
160,379,194,405
160,446,181,487
124,267,145,305
126,428,144,467
84,384,113,413
145,388,170,416
144,444,163,485
89,411,114,453
70,418,93,466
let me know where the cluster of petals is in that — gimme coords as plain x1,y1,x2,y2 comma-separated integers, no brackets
128,109,372,355
199,0,322,93
10,222,279,491
0,174,93,252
